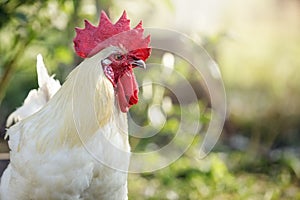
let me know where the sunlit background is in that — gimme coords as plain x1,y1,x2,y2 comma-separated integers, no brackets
1,0,300,199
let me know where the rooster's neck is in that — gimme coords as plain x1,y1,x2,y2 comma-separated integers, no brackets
32,51,127,151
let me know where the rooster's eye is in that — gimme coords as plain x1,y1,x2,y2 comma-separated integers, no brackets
114,54,124,61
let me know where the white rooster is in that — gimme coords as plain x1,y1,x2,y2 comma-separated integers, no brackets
0,11,151,200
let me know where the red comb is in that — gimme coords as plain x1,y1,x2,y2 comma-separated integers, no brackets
73,11,151,59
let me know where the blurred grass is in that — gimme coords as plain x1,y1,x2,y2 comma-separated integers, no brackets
128,151,300,200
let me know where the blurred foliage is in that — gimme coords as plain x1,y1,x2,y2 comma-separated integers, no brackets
129,151,300,200
1,0,300,199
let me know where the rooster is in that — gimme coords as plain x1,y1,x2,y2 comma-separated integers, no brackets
0,11,151,200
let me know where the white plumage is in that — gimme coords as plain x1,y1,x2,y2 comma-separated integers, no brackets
6,54,61,127
0,48,131,200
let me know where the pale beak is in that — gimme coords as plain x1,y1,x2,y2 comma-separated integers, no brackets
131,60,146,69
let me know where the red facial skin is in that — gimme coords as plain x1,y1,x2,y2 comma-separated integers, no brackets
102,50,148,113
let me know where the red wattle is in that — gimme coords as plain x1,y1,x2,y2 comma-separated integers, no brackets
116,70,139,112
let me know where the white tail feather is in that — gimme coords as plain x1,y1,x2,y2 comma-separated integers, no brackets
6,54,61,127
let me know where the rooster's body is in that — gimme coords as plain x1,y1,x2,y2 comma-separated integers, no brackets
0,11,151,200
1,49,130,200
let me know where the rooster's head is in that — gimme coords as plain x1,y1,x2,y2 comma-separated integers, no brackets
73,11,151,112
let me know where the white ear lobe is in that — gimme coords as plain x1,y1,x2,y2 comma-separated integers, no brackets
102,58,112,66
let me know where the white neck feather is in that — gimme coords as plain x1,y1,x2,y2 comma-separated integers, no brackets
23,48,127,152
